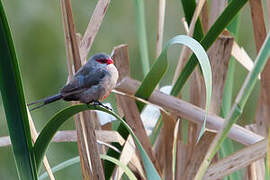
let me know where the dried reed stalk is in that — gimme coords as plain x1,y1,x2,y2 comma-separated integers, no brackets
245,124,265,179
231,41,255,73
61,1,93,179
113,44,161,174
79,0,111,62
249,0,270,137
204,138,266,179
115,77,264,145
200,2,208,32
208,0,227,27
162,112,176,180
183,131,216,179
267,0,270,29
62,0,112,179
156,0,166,58
153,124,165,176
248,2,270,177
0,130,125,147
208,35,233,113
115,135,136,179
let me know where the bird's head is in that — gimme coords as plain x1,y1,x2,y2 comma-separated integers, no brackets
91,53,114,65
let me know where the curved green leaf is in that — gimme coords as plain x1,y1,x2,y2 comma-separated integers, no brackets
136,35,212,139
34,104,161,180
39,156,80,180
0,1,37,179
39,155,136,180
136,35,211,108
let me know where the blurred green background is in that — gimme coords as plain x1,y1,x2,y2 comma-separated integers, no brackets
0,0,262,179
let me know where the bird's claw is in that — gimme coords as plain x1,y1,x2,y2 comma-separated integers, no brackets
91,101,112,111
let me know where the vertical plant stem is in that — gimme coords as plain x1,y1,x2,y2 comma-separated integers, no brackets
63,1,106,179
133,0,150,76
65,0,81,70
60,0,74,79
61,1,93,179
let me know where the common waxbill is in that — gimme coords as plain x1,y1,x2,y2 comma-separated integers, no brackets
28,53,119,110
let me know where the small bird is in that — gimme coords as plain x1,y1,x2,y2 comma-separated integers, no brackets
28,53,119,111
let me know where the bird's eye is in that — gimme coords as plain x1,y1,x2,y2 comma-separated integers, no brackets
96,59,107,64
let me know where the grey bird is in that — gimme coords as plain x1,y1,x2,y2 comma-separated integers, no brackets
28,53,119,110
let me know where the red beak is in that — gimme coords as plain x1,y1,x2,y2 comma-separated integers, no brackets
107,58,114,64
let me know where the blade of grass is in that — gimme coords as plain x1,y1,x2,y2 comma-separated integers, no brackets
219,4,242,179
33,104,161,180
133,0,150,76
0,1,37,179
266,128,270,180
195,32,270,179
39,157,81,180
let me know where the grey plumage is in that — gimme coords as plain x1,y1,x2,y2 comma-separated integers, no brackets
28,53,118,110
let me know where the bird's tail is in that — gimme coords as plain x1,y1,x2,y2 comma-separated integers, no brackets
27,93,63,111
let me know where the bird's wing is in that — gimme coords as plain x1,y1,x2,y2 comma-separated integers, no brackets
61,66,107,96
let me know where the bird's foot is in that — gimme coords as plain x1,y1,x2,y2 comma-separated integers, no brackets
92,101,112,111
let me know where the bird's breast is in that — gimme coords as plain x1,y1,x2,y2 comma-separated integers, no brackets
107,64,119,86
99,64,119,100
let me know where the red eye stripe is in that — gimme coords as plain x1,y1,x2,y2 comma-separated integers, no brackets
96,59,106,64
96,58,114,64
